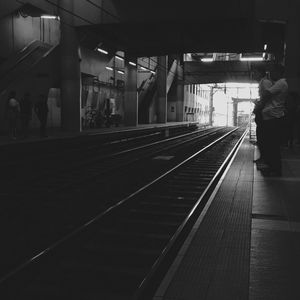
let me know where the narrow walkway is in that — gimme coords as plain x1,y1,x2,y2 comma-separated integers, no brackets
154,137,300,299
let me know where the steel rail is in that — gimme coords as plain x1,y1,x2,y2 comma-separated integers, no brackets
0,128,239,287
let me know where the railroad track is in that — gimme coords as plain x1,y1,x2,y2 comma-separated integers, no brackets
0,127,227,278
0,127,247,299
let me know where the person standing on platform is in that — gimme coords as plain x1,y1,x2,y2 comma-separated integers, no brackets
34,93,49,138
6,91,20,140
20,92,32,138
252,66,272,164
284,91,300,148
260,64,288,176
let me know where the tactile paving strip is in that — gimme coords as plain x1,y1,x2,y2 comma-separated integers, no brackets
156,138,254,300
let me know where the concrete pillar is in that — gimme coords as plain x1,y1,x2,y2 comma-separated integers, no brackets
285,1,300,93
209,87,214,125
124,57,138,126
60,0,81,132
176,64,184,122
156,56,168,123
233,101,238,126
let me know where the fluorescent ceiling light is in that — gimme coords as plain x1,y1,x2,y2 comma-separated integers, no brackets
97,48,108,54
264,44,267,50
117,70,124,74
115,56,124,61
201,58,213,62
140,66,147,71
240,57,263,61
129,61,136,66
105,66,113,71
41,15,59,20
150,70,156,74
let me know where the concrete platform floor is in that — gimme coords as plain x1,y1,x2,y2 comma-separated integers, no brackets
153,137,300,300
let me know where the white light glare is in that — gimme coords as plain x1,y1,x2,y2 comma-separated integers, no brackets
201,58,214,62
240,57,263,61
41,15,59,20
264,44,267,50
105,66,113,71
115,56,124,61
129,61,137,66
97,48,108,55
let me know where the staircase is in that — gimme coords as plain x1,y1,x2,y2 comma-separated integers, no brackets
0,40,57,94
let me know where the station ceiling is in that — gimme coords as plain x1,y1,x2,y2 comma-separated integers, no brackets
0,0,288,58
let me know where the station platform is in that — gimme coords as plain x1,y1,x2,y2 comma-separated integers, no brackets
0,121,199,146
154,135,300,300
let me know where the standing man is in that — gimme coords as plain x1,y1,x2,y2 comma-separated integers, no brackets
261,64,288,176
252,65,272,164
34,93,49,138
20,92,32,138
6,91,20,140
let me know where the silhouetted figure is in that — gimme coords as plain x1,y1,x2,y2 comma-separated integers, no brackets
297,102,300,145
34,94,49,138
260,64,288,176
6,91,20,139
252,66,272,163
284,91,300,148
104,98,112,128
20,92,32,138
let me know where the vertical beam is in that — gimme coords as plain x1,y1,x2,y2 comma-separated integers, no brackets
60,0,81,132
285,1,300,93
233,101,238,126
176,63,184,122
124,57,138,126
156,56,168,123
209,87,214,126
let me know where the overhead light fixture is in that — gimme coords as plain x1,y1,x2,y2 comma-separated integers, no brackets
97,48,108,55
115,56,124,61
140,66,147,71
240,57,263,61
106,66,113,71
150,70,156,74
117,70,124,75
264,44,267,50
129,61,137,66
41,15,59,20
201,58,213,62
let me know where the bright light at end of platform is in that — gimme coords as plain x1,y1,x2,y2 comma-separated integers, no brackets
201,58,213,62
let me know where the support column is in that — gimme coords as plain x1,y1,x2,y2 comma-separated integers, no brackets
156,56,168,123
233,101,238,126
285,1,300,93
209,87,214,126
176,63,184,122
124,57,138,126
60,0,81,132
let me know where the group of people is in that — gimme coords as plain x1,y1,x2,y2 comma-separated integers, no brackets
6,91,49,139
253,64,300,177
